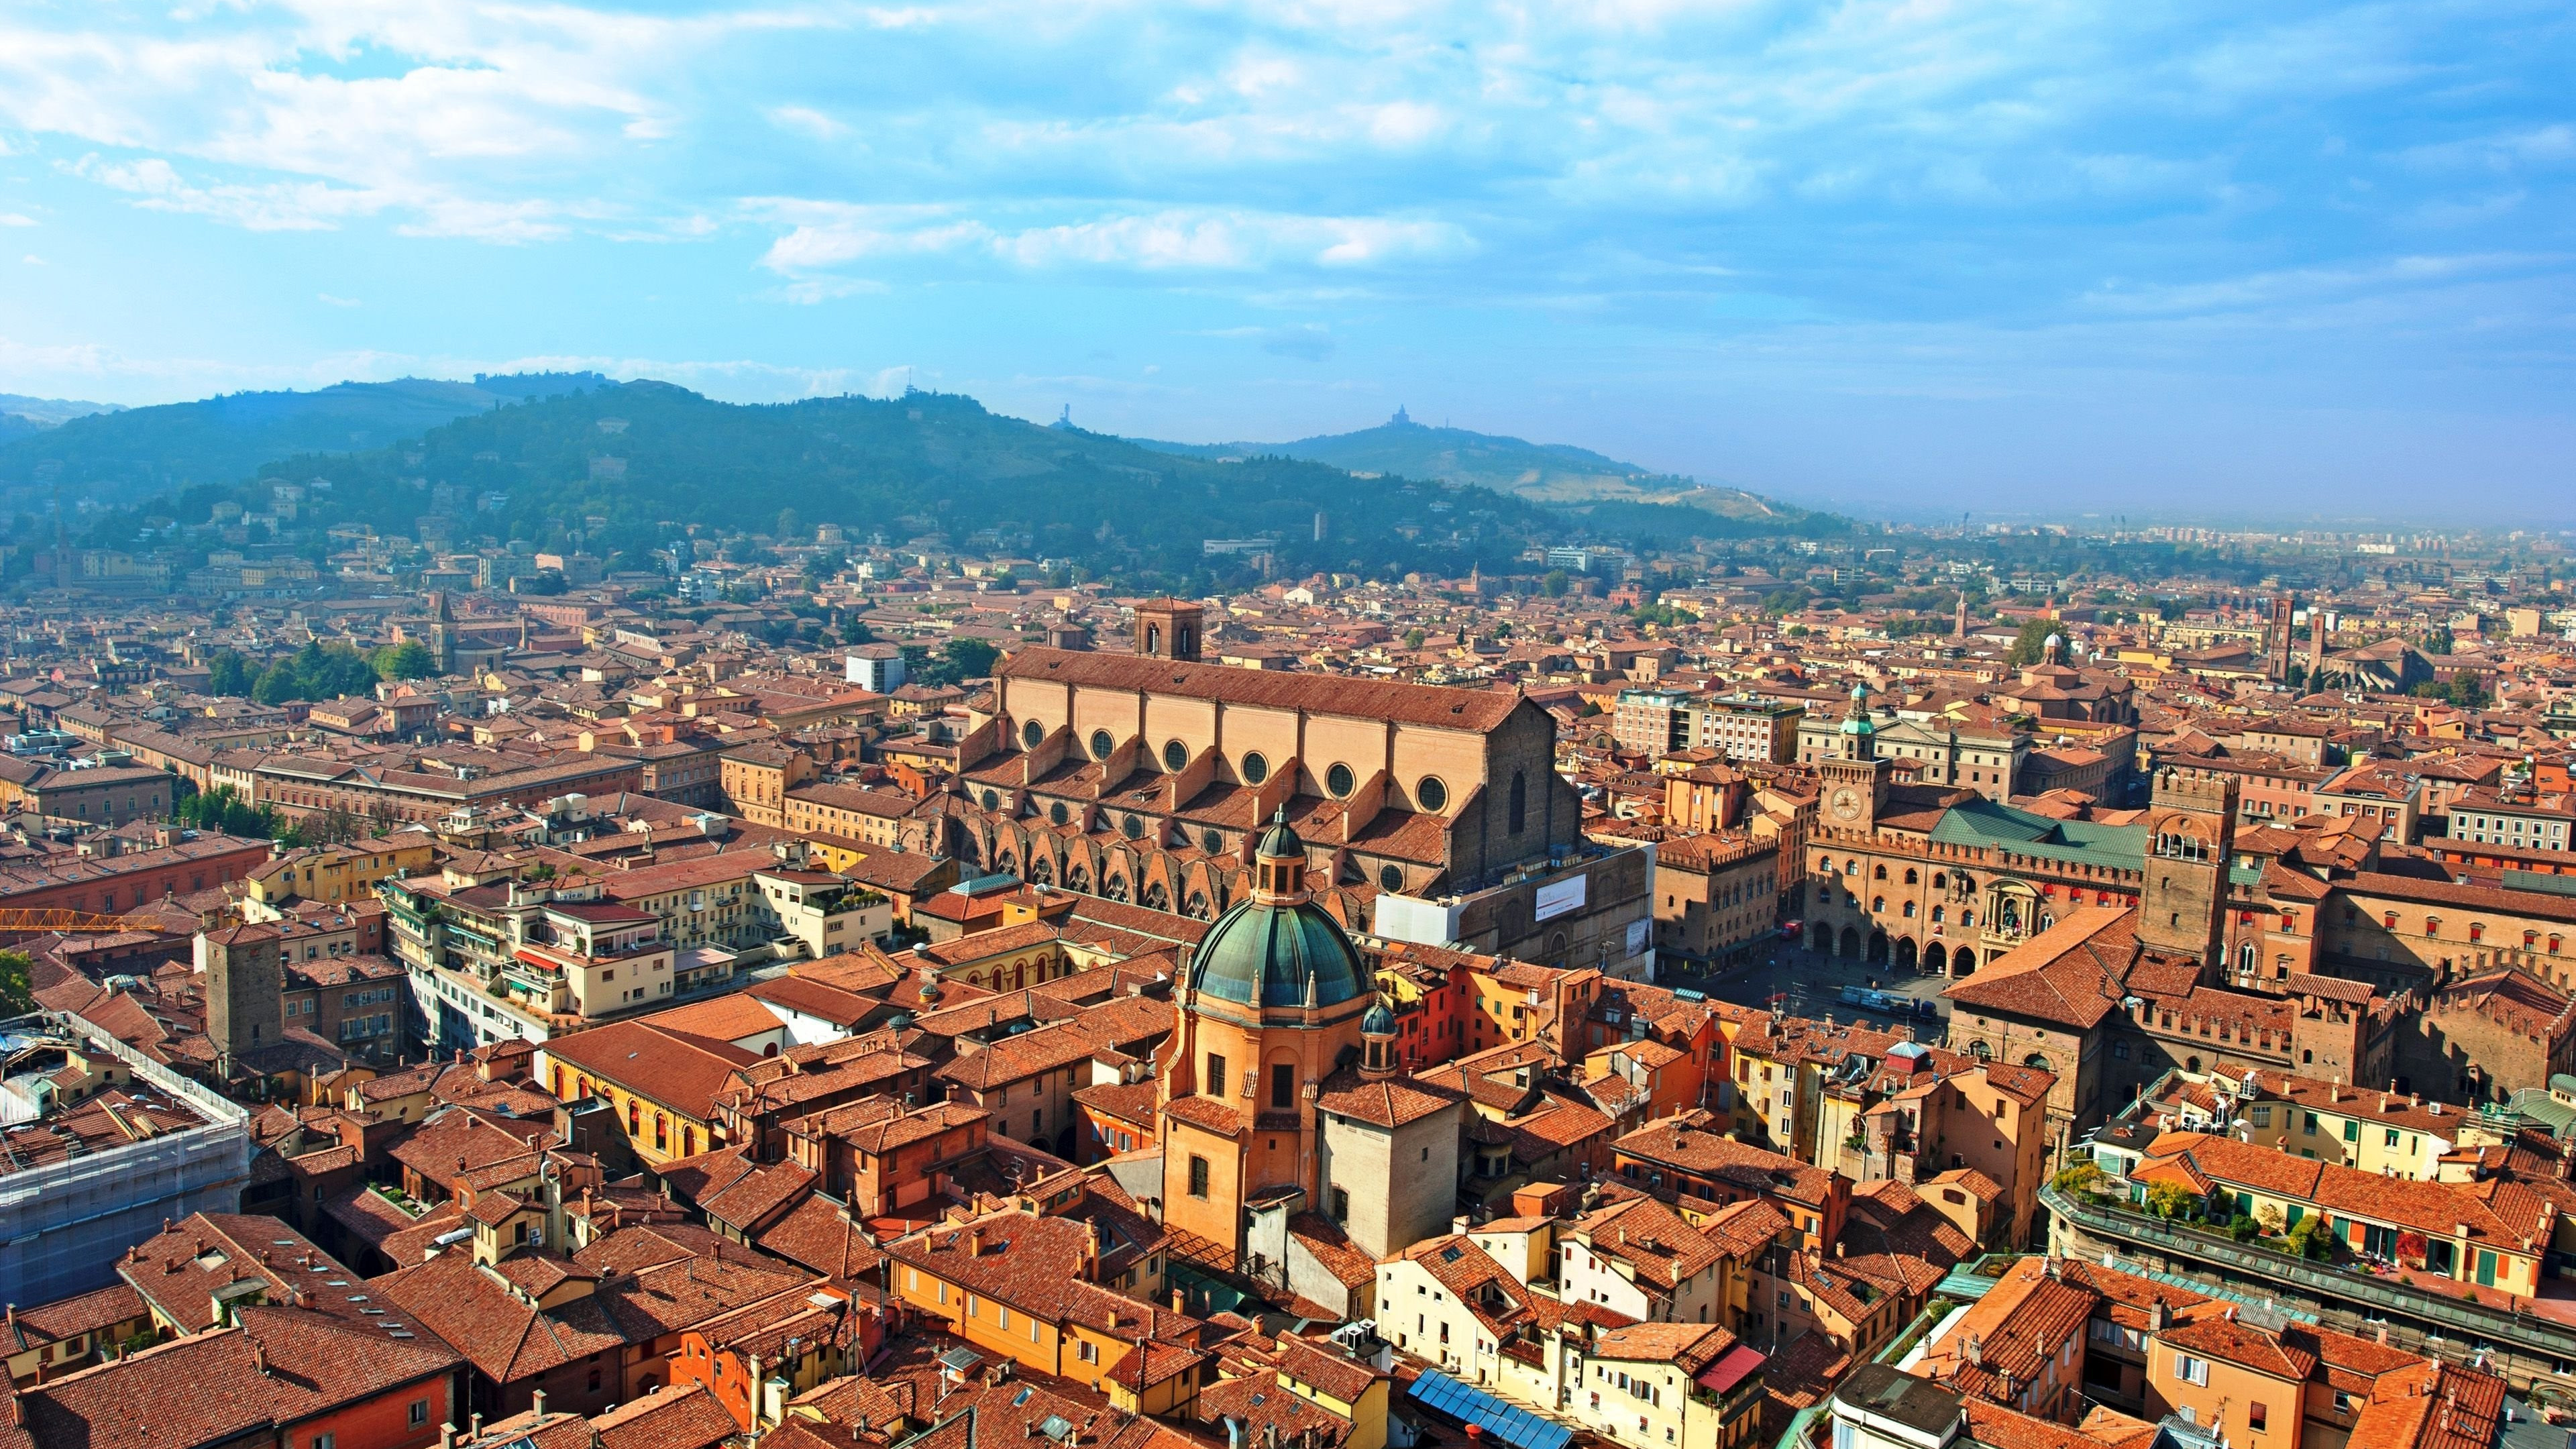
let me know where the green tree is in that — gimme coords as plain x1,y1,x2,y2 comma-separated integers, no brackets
372,640,436,681
1403,628,1428,649
172,784,286,841
0,949,30,1016
205,650,253,696
1542,569,1570,598
775,507,802,541
250,661,300,704
943,638,1001,681
2284,1214,2334,1260
2144,1181,2200,1222
2049,1162,2103,1196
2005,617,2063,666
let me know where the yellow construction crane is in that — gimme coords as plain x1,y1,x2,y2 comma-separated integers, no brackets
0,909,161,935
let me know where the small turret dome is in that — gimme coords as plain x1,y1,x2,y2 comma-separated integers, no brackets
1362,998,1397,1036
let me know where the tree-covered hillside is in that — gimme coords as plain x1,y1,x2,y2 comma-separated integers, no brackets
172,382,1564,582
1134,409,1841,535
0,374,602,507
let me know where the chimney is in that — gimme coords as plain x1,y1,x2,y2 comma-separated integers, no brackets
533,1391,547,1417
969,1226,984,1257
441,1426,458,1449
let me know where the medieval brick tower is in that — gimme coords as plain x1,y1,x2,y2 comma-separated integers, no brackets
201,922,285,1079
2137,767,2239,971
1134,598,1203,662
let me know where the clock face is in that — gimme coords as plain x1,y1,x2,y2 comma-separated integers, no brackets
1829,786,1862,821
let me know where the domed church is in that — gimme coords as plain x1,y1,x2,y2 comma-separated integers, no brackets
1154,814,1463,1302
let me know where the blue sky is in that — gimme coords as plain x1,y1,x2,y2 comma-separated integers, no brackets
0,0,2570,523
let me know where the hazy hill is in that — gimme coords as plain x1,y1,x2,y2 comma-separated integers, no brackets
0,393,122,428
214,382,1556,578
0,374,604,504
1133,407,1819,527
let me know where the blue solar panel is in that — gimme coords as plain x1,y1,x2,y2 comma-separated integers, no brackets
1406,1371,1572,1449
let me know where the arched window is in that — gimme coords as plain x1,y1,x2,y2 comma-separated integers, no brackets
2424,917,2441,937
1931,872,1946,890
1902,900,1916,918
1874,864,1888,881
1022,719,1045,748
1508,770,1527,834
1904,868,1918,885
2238,942,2257,971
1844,861,1859,877
1326,762,1356,798
1872,896,1885,913
1417,776,1449,812
1931,905,1945,923
1090,729,1115,760
1164,739,1190,771
1241,752,1269,784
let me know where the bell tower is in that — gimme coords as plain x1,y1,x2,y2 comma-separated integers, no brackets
427,590,458,675
1135,598,1203,662
1818,682,1890,835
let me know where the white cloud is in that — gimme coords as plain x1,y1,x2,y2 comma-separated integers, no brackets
0,213,34,227
747,201,1470,278
765,105,847,141
317,292,360,306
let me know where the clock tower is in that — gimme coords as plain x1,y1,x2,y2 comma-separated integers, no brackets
1819,682,1889,835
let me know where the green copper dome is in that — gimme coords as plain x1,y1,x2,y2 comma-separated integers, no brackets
1189,902,1368,1008
1187,816,1366,1010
